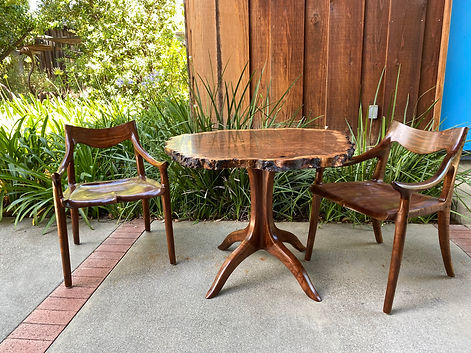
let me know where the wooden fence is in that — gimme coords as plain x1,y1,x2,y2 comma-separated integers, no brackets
184,0,451,134
37,29,79,76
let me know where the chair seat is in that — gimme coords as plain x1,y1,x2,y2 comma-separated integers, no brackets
62,177,164,208
311,181,445,220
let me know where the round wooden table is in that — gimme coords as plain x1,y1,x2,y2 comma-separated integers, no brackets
165,128,354,300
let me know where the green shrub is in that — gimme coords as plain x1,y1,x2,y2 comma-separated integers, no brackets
0,70,469,229
37,0,187,101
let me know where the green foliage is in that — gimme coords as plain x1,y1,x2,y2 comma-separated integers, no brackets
37,0,187,99
0,0,34,61
0,69,469,228
0,94,138,228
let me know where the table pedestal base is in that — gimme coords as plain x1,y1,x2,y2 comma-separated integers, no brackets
206,169,321,301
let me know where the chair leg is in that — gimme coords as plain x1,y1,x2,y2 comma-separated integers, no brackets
54,200,72,287
438,209,455,277
372,219,383,244
162,192,176,265
305,195,321,261
383,202,409,314
142,199,151,232
71,208,80,245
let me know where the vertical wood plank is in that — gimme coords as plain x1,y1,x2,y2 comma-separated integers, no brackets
185,0,217,114
218,0,250,123
249,0,271,127
383,0,427,123
360,0,390,137
185,0,447,134
303,0,329,127
183,0,193,105
326,0,366,132
433,0,452,129
417,0,445,127
269,0,305,123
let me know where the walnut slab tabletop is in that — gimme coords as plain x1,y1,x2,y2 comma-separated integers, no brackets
165,128,354,301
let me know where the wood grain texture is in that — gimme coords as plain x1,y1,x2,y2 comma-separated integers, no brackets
165,128,354,172
303,0,329,127
249,0,271,127
218,0,250,120
326,0,365,132
417,0,445,126
382,0,427,122
433,0,453,128
360,0,390,138
185,0,450,136
269,0,305,122
61,177,164,208
185,0,217,112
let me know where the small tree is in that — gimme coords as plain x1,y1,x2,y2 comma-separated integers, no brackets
38,0,187,99
0,0,34,62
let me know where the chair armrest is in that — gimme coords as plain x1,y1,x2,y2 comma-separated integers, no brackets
56,152,73,176
131,135,170,184
131,135,165,168
391,155,455,195
342,140,389,167
51,172,64,199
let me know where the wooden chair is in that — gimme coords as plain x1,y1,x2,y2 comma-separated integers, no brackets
305,121,468,313
51,121,176,287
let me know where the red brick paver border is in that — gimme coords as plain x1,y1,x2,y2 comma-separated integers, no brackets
448,224,471,256
432,224,471,257
0,219,146,353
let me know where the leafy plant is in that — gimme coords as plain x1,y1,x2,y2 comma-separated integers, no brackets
0,67,469,229
37,0,187,100
0,0,34,62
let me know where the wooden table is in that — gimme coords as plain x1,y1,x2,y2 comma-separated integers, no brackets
165,128,354,300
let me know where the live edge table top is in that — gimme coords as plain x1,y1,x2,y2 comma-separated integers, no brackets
165,128,354,172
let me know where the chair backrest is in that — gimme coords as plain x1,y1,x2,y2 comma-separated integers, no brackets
377,120,468,202
64,120,139,148
386,120,467,155
62,120,145,184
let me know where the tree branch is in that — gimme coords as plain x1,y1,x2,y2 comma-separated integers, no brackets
0,28,33,62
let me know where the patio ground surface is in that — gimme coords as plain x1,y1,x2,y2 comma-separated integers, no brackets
1,218,471,353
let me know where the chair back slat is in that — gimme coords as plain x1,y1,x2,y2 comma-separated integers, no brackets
65,121,138,148
387,120,467,155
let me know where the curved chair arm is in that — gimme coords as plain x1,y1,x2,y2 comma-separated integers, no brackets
391,155,455,196
51,172,64,199
342,139,390,167
56,148,73,176
130,135,170,184
131,135,164,168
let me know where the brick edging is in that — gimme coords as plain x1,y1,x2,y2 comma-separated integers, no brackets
436,224,471,257
0,219,146,353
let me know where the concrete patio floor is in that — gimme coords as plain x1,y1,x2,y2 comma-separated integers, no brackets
1,218,471,352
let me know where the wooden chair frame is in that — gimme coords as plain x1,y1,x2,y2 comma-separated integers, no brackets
305,121,468,313
51,121,176,287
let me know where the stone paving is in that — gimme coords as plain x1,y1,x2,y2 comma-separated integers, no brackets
1,220,471,353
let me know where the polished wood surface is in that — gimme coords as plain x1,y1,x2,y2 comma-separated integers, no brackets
165,128,354,172
206,169,320,301
52,121,176,287
62,177,164,208
305,121,468,313
166,128,354,300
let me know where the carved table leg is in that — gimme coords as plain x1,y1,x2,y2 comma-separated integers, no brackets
273,226,306,252
217,227,248,250
207,168,321,301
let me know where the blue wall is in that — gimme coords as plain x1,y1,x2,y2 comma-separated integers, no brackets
441,0,471,150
